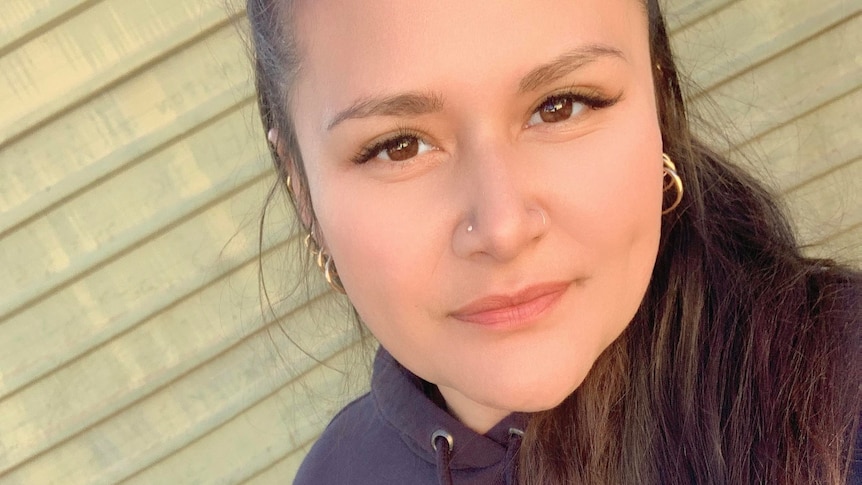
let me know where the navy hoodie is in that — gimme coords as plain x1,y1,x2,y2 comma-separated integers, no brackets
296,347,862,485
294,348,527,484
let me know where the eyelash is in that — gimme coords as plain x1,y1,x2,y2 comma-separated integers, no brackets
350,127,428,165
529,87,622,121
350,88,621,165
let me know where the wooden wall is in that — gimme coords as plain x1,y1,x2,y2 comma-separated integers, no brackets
0,0,858,482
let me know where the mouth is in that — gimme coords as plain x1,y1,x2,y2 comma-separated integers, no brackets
450,281,570,327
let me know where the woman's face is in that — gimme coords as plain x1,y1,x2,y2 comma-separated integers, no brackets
290,0,664,431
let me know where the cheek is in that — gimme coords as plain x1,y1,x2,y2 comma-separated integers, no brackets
312,178,443,328
589,119,663,284
548,118,663,253
544,103,663,328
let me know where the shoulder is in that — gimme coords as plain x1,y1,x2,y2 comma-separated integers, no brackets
293,392,433,485
293,393,375,484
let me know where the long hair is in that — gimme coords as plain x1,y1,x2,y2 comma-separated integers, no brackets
517,3,862,484
245,1,862,483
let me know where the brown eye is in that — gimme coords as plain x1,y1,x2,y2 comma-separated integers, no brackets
353,132,437,165
540,97,574,122
382,136,420,161
526,94,588,127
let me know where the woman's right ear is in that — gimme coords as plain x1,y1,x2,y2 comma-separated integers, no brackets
267,128,314,230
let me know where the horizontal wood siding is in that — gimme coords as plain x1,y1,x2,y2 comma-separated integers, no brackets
0,0,859,483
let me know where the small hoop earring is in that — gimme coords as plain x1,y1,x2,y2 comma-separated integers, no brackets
303,232,316,252
315,247,326,270
304,227,324,269
285,173,292,194
324,256,346,293
662,153,683,215
304,227,346,293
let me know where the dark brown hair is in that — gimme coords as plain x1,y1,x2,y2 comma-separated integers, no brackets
245,1,862,483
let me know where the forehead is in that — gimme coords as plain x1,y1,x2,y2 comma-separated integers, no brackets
291,0,649,121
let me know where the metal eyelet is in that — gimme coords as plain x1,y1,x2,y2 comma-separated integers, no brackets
508,427,524,437
431,429,454,452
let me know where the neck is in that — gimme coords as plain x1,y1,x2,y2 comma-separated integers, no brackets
436,384,511,434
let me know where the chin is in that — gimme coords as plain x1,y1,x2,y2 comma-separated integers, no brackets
476,366,590,414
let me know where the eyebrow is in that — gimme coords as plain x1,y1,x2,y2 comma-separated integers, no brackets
518,44,626,93
327,92,444,130
326,43,625,131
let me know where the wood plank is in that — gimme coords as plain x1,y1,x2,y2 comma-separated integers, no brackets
0,231,332,475
673,0,856,92
0,0,233,147
737,87,862,193
0,101,265,322
120,342,371,485
783,156,862,246
0,0,90,53
242,442,315,485
664,0,737,32
805,223,862,267
0,175,295,401
0,22,253,234
690,14,862,150
0,296,362,484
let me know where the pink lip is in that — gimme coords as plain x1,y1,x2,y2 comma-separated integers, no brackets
450,281,569,327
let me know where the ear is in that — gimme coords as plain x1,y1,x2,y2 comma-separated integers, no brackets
268,128,315,231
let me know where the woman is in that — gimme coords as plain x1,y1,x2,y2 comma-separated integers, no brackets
246,0,861,483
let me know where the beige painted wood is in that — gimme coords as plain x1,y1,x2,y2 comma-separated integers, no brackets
120,342,371,485
0,0,859,483
0,294,359,485
0,101,260,324
0,0,235,147
673,0,858,91
785,155,862,248
690,13,862,149
0,178,304,473
664,0,737,31
807,223,862,266
243,445,313,485
0,22,252,237
0,137,276,397
0,0,92,53
739,86,862,193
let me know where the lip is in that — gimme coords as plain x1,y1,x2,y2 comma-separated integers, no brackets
450,281,570,327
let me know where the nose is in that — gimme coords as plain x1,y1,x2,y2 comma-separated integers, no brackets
452,142,548,262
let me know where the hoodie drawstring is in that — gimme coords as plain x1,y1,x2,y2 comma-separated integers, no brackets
504,427,524,485
431,427,523,485
432,429,454,485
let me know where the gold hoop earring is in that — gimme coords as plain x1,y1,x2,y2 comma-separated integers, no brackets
324,256,346,293
304,228,346,293
303,232,316,253
662,153,683,215
304,227,323,267
315,247,326,270
306,234,326,270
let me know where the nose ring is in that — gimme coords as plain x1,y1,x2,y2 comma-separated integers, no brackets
465,210,546,233
531,208,548,229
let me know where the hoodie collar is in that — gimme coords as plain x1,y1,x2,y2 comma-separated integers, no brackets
371,347,528,470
